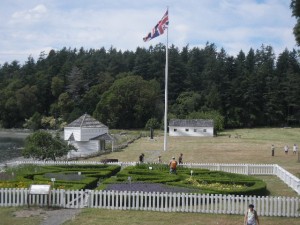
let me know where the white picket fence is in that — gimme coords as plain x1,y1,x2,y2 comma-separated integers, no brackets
11,160,300,195
1,161,300,217
0,188,299,217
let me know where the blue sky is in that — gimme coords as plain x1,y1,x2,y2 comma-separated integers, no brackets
0,0,297,65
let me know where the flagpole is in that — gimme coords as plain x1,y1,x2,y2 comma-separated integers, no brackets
163,7,169,151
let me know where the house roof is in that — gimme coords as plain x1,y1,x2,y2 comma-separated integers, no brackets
169,119,214,127
66,114,108,128
67,133,75,141
90,133,114,141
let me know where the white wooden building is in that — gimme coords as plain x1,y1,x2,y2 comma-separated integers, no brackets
64,114,113,158
169,119,214,137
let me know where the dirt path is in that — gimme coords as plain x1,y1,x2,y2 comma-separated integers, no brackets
14,208,82,225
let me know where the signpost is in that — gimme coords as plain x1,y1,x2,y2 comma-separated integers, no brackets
28,184,51,208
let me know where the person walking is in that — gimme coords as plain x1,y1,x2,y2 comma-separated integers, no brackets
244,204,259,225
169,157,178,174
178,153,183,164
284,145,289,155
158,155,162,163
139,153,144,163
293,144,298,155
271,144,275,157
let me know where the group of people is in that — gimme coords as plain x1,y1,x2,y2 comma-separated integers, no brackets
271,144,298,156
284,144,298,155
138,153,184,174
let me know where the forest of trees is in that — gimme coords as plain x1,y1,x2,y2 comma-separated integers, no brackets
0,42,300,130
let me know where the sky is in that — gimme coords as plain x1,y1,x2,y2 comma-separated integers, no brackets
0,0,297,65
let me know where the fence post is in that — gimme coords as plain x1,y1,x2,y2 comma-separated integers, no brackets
245,164,249,175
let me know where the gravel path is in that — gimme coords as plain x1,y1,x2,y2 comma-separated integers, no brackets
40,209,82,225
105,182,197,193
14,208,82,225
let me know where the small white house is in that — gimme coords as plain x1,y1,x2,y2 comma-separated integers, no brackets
169,119,214,137
64,114,113,158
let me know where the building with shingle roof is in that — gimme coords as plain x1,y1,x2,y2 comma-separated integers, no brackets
169,119,214,137
64,114,113,158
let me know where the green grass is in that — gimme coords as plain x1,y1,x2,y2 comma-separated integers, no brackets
89,127,300,197
90,128,300,177
254,175,299,197
62,208,300,225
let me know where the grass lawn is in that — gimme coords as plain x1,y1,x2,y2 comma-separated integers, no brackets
89,128,300,177
62,208,300,225
88,128,300,197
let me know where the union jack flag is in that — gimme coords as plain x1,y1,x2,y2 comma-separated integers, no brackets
143,10,169,42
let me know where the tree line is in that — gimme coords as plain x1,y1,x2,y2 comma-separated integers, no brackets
0,43,300,131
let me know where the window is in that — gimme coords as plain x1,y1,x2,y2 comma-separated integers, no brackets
174,129,177,132
194,129,197,132
203,129,207,132
185,128,189,132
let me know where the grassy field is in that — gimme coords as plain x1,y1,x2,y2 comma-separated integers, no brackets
2,207,299,225
87,128,300,198
61,209,300,225
65,129,300,225
89,128,300,177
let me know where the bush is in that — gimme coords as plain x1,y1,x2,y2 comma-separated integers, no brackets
145,118,160,129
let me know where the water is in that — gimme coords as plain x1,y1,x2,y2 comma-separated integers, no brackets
0,137,25,163
0,131,29,163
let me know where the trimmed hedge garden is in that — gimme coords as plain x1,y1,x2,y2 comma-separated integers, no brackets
0,163,267,195
99,163,267,196
0,164,121,190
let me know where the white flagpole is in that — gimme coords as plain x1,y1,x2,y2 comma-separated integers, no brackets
163,8,169,151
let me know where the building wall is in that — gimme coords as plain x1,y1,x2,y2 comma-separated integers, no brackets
169,126,214,137
64,127,108,141
64,127,81,141
67,140,101,158
81,127,108,141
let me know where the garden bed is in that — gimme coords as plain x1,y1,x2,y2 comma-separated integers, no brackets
100,163,267,195
0,164,121,189
105,182,198,193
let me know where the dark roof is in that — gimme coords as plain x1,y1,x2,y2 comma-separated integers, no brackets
90,133,114,141
169,119,214,127
67,133,75,141
66,114,107,128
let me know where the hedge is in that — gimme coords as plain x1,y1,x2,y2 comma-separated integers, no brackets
0,164,121,190
99,164,267,195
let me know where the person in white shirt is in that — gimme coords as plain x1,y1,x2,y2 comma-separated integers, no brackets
284,145,289,155
293,144,298,155
244,204,259,225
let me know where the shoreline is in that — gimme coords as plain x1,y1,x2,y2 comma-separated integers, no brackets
0,130,30,168
0,156,28,168
0,129,31,138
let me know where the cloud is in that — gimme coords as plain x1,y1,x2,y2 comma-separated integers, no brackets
11,4,47,22
0,0,297,65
